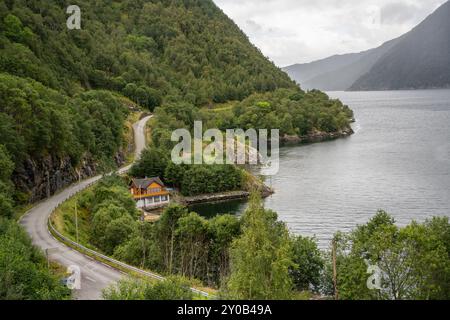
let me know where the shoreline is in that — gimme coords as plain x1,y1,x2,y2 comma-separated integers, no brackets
163,127,354,208
182,191,251,205
281,127,354,145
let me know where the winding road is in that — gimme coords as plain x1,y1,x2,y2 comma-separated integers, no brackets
20,115,152,300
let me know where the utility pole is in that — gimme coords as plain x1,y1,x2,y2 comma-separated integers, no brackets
332,238,339,300
141,222,146,269
45,248,58,269
75,202,79,244
45,248,50,269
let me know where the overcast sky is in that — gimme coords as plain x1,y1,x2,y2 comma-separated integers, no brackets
212,0,447,67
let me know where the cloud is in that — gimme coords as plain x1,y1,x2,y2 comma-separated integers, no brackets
212,0,447,66
380,2,419,25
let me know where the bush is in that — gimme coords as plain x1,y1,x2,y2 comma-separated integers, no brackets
290,236,324,292
130,148,169,179
103,276,194,300
0,218,70,300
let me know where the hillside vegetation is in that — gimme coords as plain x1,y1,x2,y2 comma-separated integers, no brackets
0,0,356,300
0,0,353,209
0,0,295,105
0,0,295,207
62,179,450,300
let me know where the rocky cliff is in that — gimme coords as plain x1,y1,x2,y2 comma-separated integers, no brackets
13,152,127,203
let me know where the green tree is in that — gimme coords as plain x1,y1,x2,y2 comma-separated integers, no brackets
327,211,450,300
225,194,294,300
154,205,189,273
0,190,14,218
176,212,209,278
91,203,137,254
130,148,169,179
290,235,324,292
208,214,241,285
0,145,14,182
3,14,33,43
114,225,160,270
0,218,70,300
164,162,187,188
92,185,137,215
145,276,194,300
0,145,14,218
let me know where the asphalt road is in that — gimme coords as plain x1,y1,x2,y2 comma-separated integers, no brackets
20,115,152,300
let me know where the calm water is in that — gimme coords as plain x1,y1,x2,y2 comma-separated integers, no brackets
193,90,450,248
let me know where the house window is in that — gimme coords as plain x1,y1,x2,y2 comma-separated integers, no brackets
161,195,168,202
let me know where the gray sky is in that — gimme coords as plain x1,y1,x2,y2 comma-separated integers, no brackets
212,0,447,66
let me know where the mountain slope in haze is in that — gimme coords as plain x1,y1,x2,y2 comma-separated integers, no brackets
283,53,361,89
283,38,399,91
350,1,450,90
304,39,399,91
285,1,450,91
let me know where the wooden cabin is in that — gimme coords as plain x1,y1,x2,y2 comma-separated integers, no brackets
129,177,170,209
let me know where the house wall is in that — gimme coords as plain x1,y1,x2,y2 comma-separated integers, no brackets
136,194,170,209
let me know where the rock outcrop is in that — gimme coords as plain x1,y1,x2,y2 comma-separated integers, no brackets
13,151,126,203
282,127,354,145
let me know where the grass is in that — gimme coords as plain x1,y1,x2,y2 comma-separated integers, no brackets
292,291,314,300
145,116,156,146
123,111,143,165
202,101,237,112
241,169,269,193
50,186,97,250
14,203,34,221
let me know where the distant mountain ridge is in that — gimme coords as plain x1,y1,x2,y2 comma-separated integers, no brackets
284,1,450,91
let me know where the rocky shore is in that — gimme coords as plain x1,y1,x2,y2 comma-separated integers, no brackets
281,127,354,145
174,184,273,208
182,191,251,205
174,127,354,208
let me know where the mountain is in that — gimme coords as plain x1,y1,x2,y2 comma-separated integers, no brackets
0,0,296,204
282,53,361,89
285,39,399,91
284,1,450,91
0,0,295,105
350,1,450,90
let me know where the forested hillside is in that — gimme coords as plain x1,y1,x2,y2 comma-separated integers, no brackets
0,0,297,208
0,0,295,105
0,0,353,210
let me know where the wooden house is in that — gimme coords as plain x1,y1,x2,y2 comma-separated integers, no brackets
129,177,170,209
